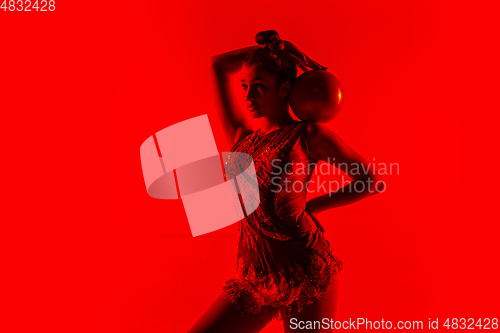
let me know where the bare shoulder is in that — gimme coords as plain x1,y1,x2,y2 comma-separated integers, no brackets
302,122,350,161
304,121,328,137
303,121,339,146
304,121,343,137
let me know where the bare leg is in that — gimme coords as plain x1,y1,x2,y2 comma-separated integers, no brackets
282,274,341,333
187,291,271,333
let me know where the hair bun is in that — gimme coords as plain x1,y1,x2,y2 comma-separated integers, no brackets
255,30,284,50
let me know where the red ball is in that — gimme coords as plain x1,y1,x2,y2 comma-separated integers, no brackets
289,70,344,123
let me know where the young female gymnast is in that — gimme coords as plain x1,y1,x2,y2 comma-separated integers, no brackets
187,30,384,333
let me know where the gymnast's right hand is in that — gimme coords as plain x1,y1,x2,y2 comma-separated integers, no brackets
305,207,326,234
283,40,328,72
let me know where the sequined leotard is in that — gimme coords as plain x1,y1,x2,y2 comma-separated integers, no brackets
222,121,343,321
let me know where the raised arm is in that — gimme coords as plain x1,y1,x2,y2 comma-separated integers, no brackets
211,46,260,147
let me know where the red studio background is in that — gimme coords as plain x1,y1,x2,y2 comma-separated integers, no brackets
1,1,498,332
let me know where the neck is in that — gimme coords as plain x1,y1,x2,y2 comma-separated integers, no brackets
259,104,296,134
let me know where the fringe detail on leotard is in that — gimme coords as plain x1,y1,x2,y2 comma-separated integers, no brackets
222,243,343,322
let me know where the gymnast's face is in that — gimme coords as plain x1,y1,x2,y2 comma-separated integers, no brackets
240,64,289,118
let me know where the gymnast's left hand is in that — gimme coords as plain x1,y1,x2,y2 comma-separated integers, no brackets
305,205,326,234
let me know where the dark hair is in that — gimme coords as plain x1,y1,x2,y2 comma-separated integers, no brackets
243,30,297,90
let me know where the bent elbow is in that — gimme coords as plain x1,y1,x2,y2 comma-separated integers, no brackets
211,56,219,70
368,175,386,195
211,55,224,71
